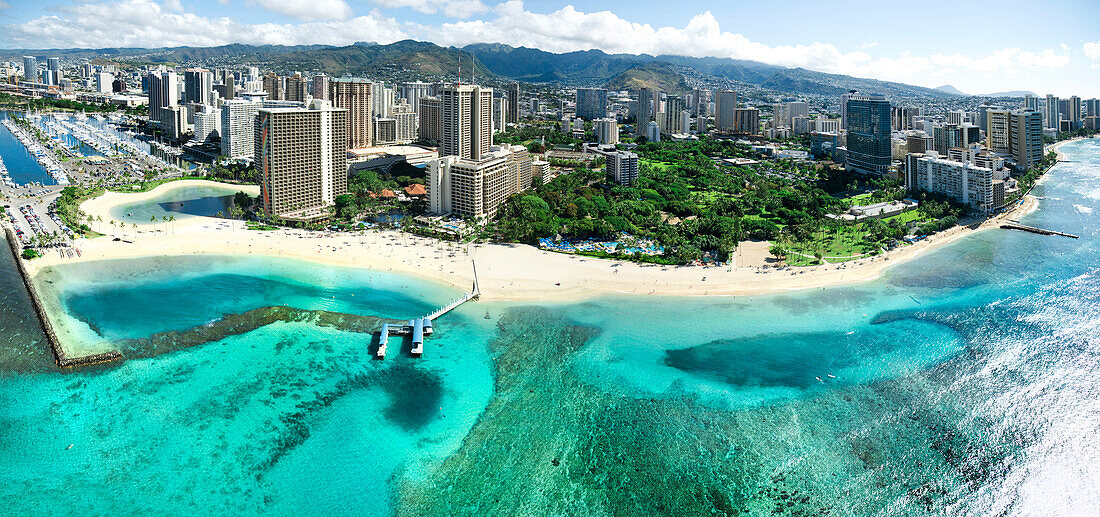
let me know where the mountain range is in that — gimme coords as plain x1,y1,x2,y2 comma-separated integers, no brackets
2,40,964,99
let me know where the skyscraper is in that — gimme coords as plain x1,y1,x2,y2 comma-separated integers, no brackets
147,70,179,131
635,88,654,136
183,68,213,106
845,94,892,175
263,74,284,100
492,96,507,134
46,57,61,85
22,56,37,81
1044,94,1060,129
714,90,738,133
418,96,442,143
401,81,432,114
595,118,619,145
660,96,684,134
840,91,857,130
427,144,532,219
1023,94,1039,111
575,88,608,121
786,101,809,127
330,78,373,149
255,100,348,222
440,84,492,160
735,108,760,136
506,83,520,125
987,109,1043,170
220,99,260,160
1069,96,1083,129
285,74,308,103
311,74,330,102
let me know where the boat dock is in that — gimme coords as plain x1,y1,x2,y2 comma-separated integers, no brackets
1001,220,1079,239
375,261,479,359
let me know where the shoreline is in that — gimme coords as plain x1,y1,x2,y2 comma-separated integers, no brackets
79,179,261,227
21,179,1042,303
1049,135,1092,162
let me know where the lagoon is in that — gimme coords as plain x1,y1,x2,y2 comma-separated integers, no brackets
0,138,1098,514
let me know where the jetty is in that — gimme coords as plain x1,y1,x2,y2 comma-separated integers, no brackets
3,226,122,369
1000,220,1079,239
375,261,480,359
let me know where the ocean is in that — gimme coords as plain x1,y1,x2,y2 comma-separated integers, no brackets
0,138,1098,515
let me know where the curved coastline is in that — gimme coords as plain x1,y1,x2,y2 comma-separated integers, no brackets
28,178,1042,303
81,179,261,226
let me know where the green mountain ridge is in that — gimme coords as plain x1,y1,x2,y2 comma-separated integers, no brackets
1,40,960,99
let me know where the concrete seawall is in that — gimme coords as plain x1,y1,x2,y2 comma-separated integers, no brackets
3,226,122,369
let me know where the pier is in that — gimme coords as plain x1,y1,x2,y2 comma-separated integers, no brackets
374,261,480,359
1000,220,1079,239
3,226,122,369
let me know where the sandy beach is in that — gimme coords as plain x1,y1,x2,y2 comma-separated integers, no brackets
1048,135,1094,161
21,179,1041,302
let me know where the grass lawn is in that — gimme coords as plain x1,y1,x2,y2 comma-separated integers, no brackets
641,159,673,172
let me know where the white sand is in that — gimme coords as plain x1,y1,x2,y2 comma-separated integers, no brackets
24,180,1040,302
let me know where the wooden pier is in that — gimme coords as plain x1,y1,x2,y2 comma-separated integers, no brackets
374,261,480,359
3,225,123,369
1000,220,1079,239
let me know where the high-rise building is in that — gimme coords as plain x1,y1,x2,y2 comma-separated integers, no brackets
330,78,373,149
1086,99,1100,118
840,91,857,130
786,101,809,127
906,131,932,155
220,99,260,160
933,124,964,155
193,108,220,144
635,88,654,136
440,84,492,160
401,81,432,114
391,101,417,143
506,83,520,124
1023,94,1039,111
1044,94,1060,129
987,109,1043,170
94,72,113,94
46,57,61,86
371,82,392,120
1068,96,1083,129
147,70,179,130
285,74,308,103
845,94,892,175
311,74,330,102
575,88,608,120
810,131,840,159
222,74,236,100
263,74,284,101
605,150,639,186
492,96,506,134
735,108,760,136
418,96,442,143
659,96,684,134
183,68,213,106
646,121,661,142
255,100,348,222
374,118,397,145
427,143,533,219
595,118,619,145
905,152,995,212
22,56,37,81
714,90,738,133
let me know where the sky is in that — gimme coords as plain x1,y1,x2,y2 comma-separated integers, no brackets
1,0,1098,97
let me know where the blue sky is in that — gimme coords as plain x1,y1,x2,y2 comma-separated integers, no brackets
2,0,1098,96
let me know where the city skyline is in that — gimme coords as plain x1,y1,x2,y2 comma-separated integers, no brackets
0,1,1098,97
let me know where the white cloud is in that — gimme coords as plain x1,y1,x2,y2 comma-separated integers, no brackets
1085,42,1100,68
250,0,354,21
0,0,11,9
163,0,183,12
370,0,488,19
1,0,405,48
0,0,1074,91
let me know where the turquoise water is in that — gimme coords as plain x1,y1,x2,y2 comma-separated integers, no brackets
109,184,244,225
1,138,1099,514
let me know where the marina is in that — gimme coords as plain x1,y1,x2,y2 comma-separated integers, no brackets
0,117,68,185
